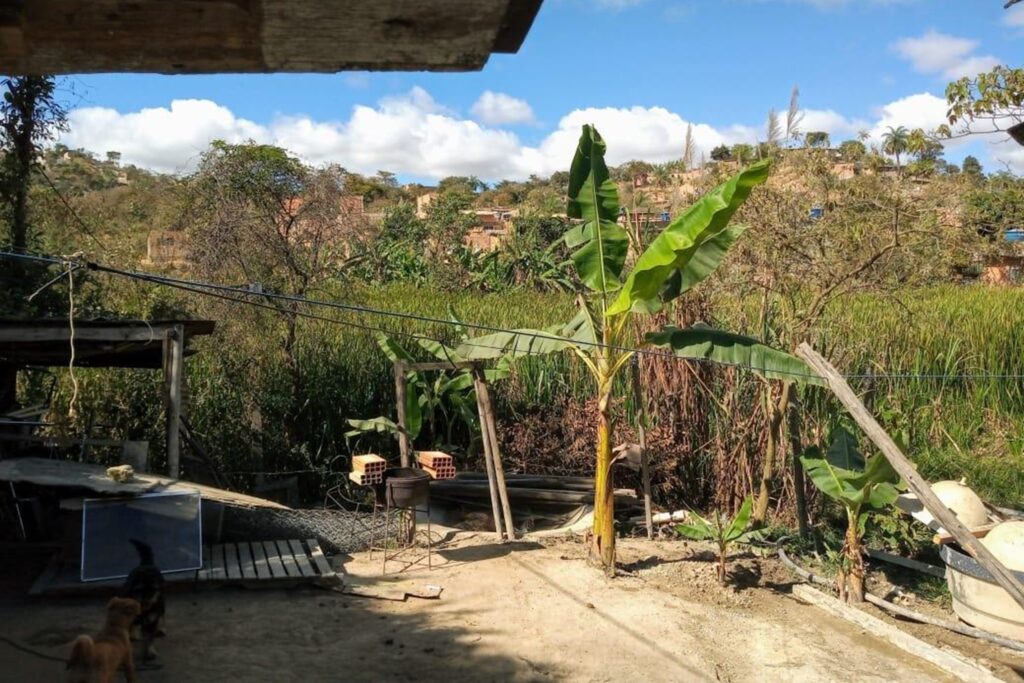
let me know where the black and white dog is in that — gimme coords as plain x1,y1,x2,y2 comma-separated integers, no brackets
120,539,166,661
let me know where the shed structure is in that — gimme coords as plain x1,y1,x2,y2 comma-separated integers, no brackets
0,319,215,478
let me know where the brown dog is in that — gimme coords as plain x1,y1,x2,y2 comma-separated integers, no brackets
66,597,141,683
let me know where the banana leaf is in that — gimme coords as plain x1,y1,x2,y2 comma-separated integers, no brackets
565,125,629,293
645,323,822,385
608,160,770,316
455,325,574,360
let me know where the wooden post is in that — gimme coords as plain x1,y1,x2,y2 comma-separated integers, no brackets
163,324,184,479
473,367,515,541
473,373,506,543
797,342,1024,611
393,362,411,468
630,357,654,539
788,395,809,538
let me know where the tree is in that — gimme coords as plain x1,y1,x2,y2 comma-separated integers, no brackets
376,170,398,188
0,76,67,255
881,126,910,168
457,126,812,574
710,145,732,162
182,141,364,443
962,155,984,179
838,140,866,162
945,65,1024,138
804,131,830,149
105,150,122,165
731,143,755,164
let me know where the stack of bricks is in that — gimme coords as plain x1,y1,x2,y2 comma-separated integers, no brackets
416,451,456,480
349,454,386,486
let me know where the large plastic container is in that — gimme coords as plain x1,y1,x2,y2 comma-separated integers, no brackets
943,521,1024,639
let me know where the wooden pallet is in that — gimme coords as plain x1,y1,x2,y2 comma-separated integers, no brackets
196,539,335,584
30,539,335,596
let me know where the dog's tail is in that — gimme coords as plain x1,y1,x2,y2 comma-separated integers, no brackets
129,538,155,565
67,635,93,669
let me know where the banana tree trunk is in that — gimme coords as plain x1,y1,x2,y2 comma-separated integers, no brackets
592,387,616,576
845,510,865,602
754,381,792,523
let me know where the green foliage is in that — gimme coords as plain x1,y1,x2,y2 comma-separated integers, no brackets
945,65,1024,135
838,140,866,162
800,428,901,517
565,125,629,293
804,131,830,149
608,160,770,315
676,496,756,583
709,145,732,162
645,323,821,385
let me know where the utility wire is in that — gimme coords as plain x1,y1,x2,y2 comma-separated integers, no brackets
6,250,1024,383
37,167,107,250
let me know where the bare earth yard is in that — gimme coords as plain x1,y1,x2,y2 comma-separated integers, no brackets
2,535,1020,682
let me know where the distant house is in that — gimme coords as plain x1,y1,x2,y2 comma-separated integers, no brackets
463,208,516,252
416,191,438,219
143,230,190,267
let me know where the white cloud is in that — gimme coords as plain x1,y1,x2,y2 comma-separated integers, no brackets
470,91,536,126
56,86,1023,180
892,30,1000,79
61,99,268,174
1004,5,1024,28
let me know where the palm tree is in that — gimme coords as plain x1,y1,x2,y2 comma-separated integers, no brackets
881,126,910,169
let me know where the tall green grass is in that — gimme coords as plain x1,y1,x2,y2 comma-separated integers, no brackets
40,281,1024,506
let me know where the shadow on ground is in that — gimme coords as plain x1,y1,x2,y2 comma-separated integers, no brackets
0,546,555,682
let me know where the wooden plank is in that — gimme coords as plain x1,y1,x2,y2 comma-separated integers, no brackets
288,539,316,578
210,544,227,581
933,523,998,547
472,372,505,543
197,544,212,581
474,367,515,541
223,543,242,581
275,540,301,578
797,343,1024,612
237,542,257,580
262,541,287,578
306,539,334,577
793,584,999,683
250,542,271,580
394,363,411,467
164,324,184,479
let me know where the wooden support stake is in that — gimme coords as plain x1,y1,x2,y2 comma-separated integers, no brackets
393,362,411,468
474,367,515,541
473,372,505,543
630,357,654,540
797,342,1024,612
163,324,184,479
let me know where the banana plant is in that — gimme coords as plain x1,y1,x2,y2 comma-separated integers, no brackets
800,427,902,602
676,496,756,584
455,125,818,575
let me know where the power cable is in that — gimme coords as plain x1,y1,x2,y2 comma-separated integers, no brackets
5,250,1024,383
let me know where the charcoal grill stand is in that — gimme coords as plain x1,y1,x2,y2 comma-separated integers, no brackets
371,497,432,575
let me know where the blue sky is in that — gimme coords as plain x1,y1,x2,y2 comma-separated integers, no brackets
57,0,1024,181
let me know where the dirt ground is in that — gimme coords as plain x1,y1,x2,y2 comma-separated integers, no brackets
0,534,1019,682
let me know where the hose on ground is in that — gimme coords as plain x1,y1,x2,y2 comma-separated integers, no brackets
776,537,1024,653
